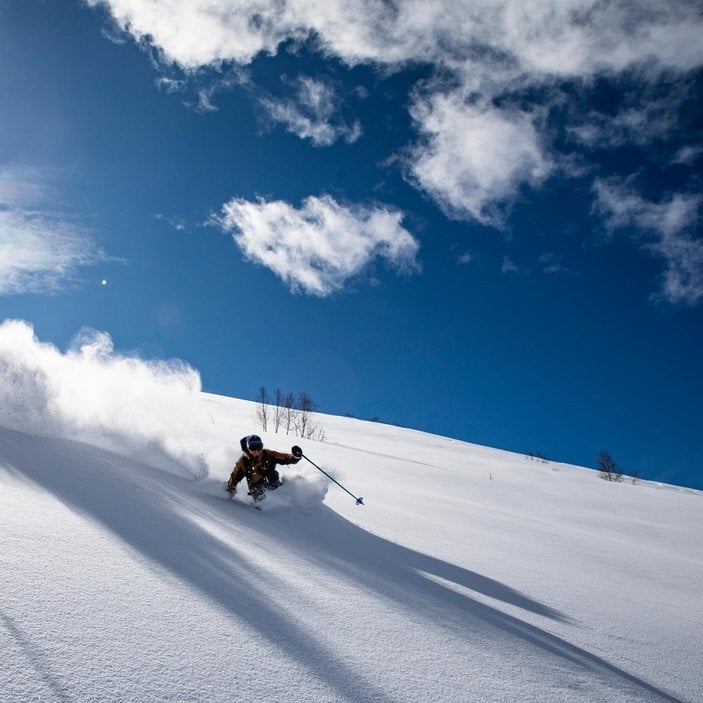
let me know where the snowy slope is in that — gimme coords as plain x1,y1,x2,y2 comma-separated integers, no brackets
1,387,701,703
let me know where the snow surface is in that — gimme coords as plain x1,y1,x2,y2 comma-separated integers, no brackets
1,321,702,702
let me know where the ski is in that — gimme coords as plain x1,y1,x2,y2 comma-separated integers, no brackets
229,495,263,511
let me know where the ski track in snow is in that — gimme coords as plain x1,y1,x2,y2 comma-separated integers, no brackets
1,392,701,703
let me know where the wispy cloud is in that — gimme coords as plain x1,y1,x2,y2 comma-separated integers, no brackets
155,213,186,231
214,194,420,296
539,252,574,277
0,168,103,296
564,75,693,154
672,145,703,166
155,66,248,112
457,251,473,266
593,178,703,305
259,75,361,146
501,256,522,275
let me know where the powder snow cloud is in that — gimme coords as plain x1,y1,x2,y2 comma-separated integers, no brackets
216,194,420,296
0,319,210,477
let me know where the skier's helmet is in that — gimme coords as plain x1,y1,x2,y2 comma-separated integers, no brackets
246,435,264,452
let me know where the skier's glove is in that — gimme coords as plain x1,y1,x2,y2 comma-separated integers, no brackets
291,445,303,459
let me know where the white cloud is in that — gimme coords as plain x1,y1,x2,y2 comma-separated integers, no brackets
593,179,703,305
215,194,420,296
408,96,550,227
259,75,361,146
87,1,703,75
88,0,703,232
0,169,102,296
497,1,703,77
85,0,296,68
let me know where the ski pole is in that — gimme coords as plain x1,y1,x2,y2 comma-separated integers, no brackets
301,453,364,505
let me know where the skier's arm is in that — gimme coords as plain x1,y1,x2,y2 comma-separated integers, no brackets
230,456,249,486
267,449,301,466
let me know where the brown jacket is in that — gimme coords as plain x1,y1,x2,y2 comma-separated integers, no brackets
229,448,300,488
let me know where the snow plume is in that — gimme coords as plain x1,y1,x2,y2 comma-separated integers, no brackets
0,320,209,477
260,465,328,511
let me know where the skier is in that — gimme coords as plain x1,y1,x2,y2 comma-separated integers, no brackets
227,434,302,500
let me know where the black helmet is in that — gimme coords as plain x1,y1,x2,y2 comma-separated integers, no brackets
246,434,264,452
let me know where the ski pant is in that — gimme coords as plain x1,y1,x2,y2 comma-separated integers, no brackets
248,468,280,488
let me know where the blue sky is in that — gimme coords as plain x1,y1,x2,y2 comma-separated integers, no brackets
1,0,702,489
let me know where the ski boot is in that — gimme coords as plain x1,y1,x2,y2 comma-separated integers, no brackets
247,485,266,503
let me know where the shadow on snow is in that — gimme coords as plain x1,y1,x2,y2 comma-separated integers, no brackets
1,428,683,703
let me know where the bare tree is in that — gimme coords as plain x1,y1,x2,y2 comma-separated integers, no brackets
294,392,328,440
255,386,269,432
283,392,295,435
305,422,326,442
272,387,285,433
257,386,327,440
294,392,315,438
597,450,623,482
